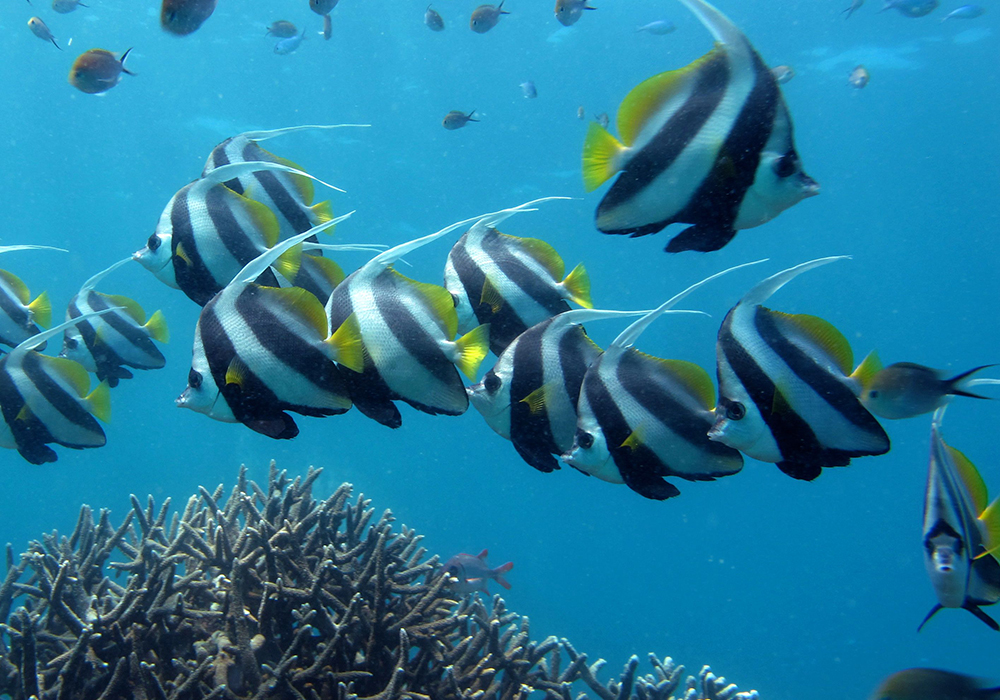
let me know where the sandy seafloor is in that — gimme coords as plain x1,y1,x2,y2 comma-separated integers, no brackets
0,0,998,698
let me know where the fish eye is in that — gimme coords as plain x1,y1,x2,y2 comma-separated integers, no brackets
147,233,161,252
65,337,78,350
483,371,501,394
726,402,746,421
188,369,203,389
576,430,594,449
868,390,879,399
773,152,798,178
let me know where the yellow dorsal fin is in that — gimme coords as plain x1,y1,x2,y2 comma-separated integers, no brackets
273,242,303,282
85,381,111,423
100,293,146,325
229,189,281,248
42,356,92,397
769,310,854,376
582,122,627,192
143,310,170,343
326,313,364,373
390,269,459,339
28,291,52,328
174,241,193,267
617,46,724,147
850,350,883,391
301,254,345,289
656,357,716,409
480,277,505,315
561,263,592,309
947,444,989,515
977,496,1000,562
0,269,30,305
453,324,490,380
510,235,565,279
520,381,559,415
259,286,328,337
270,153,315,204
309,200,334,225
225,356,250,389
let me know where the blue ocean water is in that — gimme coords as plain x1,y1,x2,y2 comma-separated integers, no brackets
0,0,998,698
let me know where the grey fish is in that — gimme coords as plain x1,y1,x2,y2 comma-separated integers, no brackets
636,20,676,34
425,5,445,31
471,1,509,33
871,669,1000,700
443,110,479,130
856,355,994,419
554,0,596,27
941,4,985,21
520,80,537,99
52,0,86,13
310,0,338,15
880,0,939,17
266,20,298,38
28,17,60,49
275,28,307,55
849,64,870,88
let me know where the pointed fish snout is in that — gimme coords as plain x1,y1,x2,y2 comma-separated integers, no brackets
800,175,821,197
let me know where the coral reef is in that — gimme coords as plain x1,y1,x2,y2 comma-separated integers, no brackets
0,462,760,700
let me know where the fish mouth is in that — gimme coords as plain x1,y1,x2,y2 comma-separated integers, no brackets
707,413,727,442
800,175,821,197
133,248,170,273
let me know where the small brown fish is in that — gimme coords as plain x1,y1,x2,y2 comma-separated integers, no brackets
425,4,445,31
470,1,509,33
849,64,870,88
771,65,795,84
161,0,217,35
870,668,1000,700
594,112,609,128
52,0,86,13
323,14,332,39
555,0,596,26
68,48,135,94
28,16,60,49
266,20,298,38
577,105,585,120
310,0,338,16
443,110,479,130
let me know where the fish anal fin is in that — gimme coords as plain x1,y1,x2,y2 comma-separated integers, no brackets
510,235,565,279
144,310,170,343
963,602,1000,631
664,223,737,253
582,122,627,192
28,291,51,328
561,262,592,309
245,413,299,440
327,312,364,373
480,277,505,315
0,270,30,305
101,293,146,324
777,460,823,481
917,603,943,632
85,381,111,423
850,349,883,391
512,437,560,473
453,324,490,380
769,310,854,376
621,465,681,501
947,444,989,515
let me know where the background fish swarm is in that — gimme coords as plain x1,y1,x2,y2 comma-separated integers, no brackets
0,462,758,700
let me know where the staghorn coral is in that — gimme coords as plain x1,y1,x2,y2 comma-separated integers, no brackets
0,462,760,700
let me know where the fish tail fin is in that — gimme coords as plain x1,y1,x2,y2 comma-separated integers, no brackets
120,47,136,76
453,324,490,380
916,603,943,632
273,244,303,283
144,310,170,343
850,350,883,392
52,37,62,50
28,291,52,328
85,381,112,423
947,364,997,399
963,602,1000,631
582,122,626,192
494,561,513,589
326,313,365,373
310,200,335,226
977,496,1000,562
561,263,593,308
467,110,479,122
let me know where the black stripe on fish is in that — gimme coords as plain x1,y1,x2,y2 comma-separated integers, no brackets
171,187,218,306
0,359,56,463
509,319,559,472
209,139,239,191
67,298,130,385
241,142,314,234
21,352,104,447
205,186,267,279
448,238,489,314
0,282,33,336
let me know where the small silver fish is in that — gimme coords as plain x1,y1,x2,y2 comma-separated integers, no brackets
470,1,509,33
52,0,86,13
425,5,445,31
880,0,939,17
28,16,60,49
842,0,864,18
323,14,332,39
443,110,478,130
520,80,537,99
274,29,306,55
849,64,870,88
636,20,676,34
554,0,596,27
577,105,585,120
940,4,985,21
266,20,297,38
771,65,794,84
594,112,609,128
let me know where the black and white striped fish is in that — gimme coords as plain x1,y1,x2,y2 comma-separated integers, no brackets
0,309,117,464
60,258,169,388
709,257,890,481
582,0,818,253
177,218,363,439
325,201,554,428
202,124,367,240
133,161,342,306
919,407,1000,632
0,245,66,349
468,308,647,474
445,197,594,355
562,264,755,500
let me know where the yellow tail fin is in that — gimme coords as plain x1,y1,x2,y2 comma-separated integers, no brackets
454,324,490,380
86,381,111,423
29,291,52,328
561,263,592,309
327,313,365,373
310,200,334,226
144,310,170,343
273,243,303,282
582,122,626,192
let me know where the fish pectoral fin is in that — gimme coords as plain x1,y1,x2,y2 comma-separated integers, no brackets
27,291,52,328
85,381,112,423
850,349,883,392
561,263,593,309
664,223,738,253
15,403,33,423
453,324,491,380
963,602,1000,631
174,241,193,267
479,277,505,314
777,460,823,481
519,381,558,415
225,356,250,390
582,122,627,192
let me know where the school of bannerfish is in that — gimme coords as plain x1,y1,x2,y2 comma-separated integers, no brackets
2,0,999,679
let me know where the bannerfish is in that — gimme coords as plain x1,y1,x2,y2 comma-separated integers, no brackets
871,669,1000,700
442,110,478,130
471,2,509,33
941,5,985,21
28,17,60,49
520,80,538,99
68,48,134,94
441,549,513,595
52,0,86,13
771,65,794,84
325,205,545,428
323,14,332,39
469,308,647,474
275,29,307,55
555,0,596,27
161,0,217,35
310,0,338,15
60,259,169,388
709,257,890,481
880,0,939,17
849,65,870,88
0,309,117,465
636,20,676,34
843,0,864,18
425,5,445,31
563,264,755,500
0,245,65,349
444,198,592,355
178,222,363,440
919,408,1000,631
583,0,818,254
855,354,994,419
266,20,297,38
134,161,342,306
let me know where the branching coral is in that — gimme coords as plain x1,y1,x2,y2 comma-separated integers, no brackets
0,462,760,700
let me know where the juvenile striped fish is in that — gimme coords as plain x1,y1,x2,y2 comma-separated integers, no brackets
326,201,554,428
468,308,647,474
60,259,169,387
445,198,593,355
709,257,890,481
0,309,117,464
919,407,1000,631
563,264,755,500
177,219,363,439
582,0,818,253
0,245,66,349
134,161,342,306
